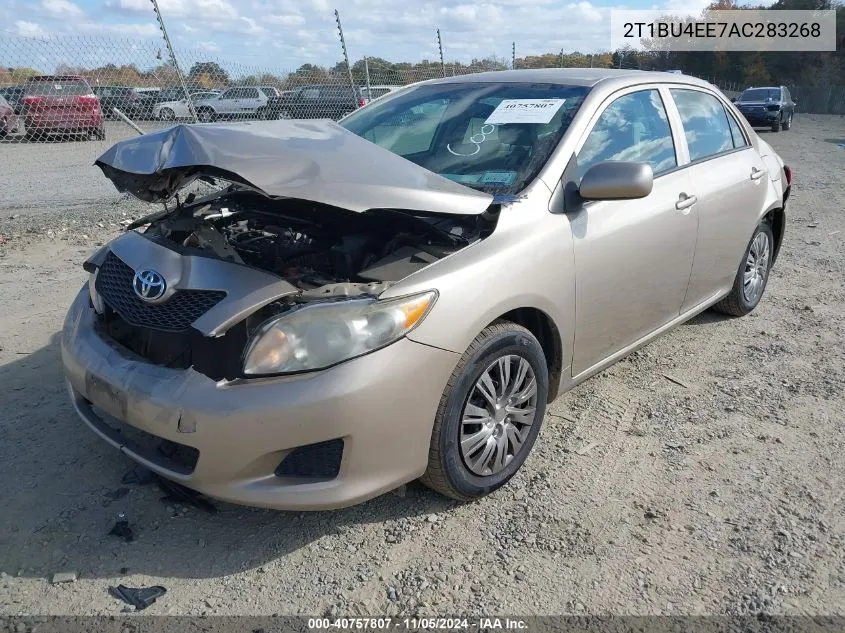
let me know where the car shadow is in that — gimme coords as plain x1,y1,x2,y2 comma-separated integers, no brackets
684,310,735,327
0,332,458,581
824,138,845,146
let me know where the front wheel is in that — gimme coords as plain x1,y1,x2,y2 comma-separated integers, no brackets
159,107,175,121
782,112,793,130
712,220,774,317
419,321,548,501
771,116,782,132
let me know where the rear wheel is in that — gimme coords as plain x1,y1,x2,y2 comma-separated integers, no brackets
420,321,548,501
712,220,774,317
782,112,793,130
159,107,175,121
94,126,106,141
196,108,215,123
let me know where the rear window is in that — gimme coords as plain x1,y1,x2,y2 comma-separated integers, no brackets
25,78,91,97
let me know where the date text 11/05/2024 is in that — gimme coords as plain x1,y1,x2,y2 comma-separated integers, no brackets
622,20,822,39
307,617,529,630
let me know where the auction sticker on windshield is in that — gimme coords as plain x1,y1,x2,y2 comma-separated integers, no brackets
484,99,566,125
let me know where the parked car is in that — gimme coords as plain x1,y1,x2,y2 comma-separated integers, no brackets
732,85,795,132
64,69,791,510
361,84,403,103
92,85,140,119
22,75,104,141
0,85,25,114
0,94,13,137
193,86,277,122
127,86,211,119
257,84,365,120
153,91,222,121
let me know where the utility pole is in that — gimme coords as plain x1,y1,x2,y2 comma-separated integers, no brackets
437,29,446,77
559,48,564,67
334,9,359,110
512,42,516,69
150,0,197,122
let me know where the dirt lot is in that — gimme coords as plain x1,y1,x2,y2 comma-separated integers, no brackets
0,115,843,618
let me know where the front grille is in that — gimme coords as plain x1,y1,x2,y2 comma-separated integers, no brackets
95,251,226,332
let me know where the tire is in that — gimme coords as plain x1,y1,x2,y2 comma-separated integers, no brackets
419,321,549,501
712,220,775,317
783,112,793,130
274,108,291,120
771,116,782,132
196,108,216,123
94,126,106,141
159,107,175,121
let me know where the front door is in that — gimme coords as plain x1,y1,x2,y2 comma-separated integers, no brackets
570,87,698,377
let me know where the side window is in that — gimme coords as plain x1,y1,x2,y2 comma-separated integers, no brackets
670,89,734,162
219,89,237,100
783,87,791,102
302,88,321,100
577,89,677,179
725,108,748,149
242,88,259,99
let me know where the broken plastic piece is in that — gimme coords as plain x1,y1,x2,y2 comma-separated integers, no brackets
121,464,155,486
108,519,134,543
108,584,166,610
156,475,217,514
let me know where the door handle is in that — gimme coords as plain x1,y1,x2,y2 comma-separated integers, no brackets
676,193,697,211
750,167,764,181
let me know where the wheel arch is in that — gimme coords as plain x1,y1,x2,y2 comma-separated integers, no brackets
764,206,786,265
490,307,564,402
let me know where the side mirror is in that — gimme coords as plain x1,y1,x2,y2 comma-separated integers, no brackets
579,161,653,201
731,97,738,103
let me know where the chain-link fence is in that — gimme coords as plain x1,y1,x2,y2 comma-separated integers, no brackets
1,32,842,214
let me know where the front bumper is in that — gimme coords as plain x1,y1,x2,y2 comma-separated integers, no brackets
738,109,780,126
61,288,460,510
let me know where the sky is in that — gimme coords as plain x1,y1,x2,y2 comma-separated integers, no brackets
2,0,731,73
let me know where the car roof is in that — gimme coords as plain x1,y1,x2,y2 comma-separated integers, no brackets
423,68,715,89
745,86,782,90
27,75,87,82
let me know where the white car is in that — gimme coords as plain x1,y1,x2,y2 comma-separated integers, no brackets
153,91,221,121
361,84,402,103
193,86,278,122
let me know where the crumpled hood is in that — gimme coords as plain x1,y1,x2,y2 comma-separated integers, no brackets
94,120,494,215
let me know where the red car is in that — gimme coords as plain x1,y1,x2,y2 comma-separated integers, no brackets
0,94,13,138
22,75,105,141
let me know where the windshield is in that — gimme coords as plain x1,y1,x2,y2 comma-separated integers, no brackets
340,81,589,194
739,88,780,102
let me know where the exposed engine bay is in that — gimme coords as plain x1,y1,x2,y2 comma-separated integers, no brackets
137,188,498,299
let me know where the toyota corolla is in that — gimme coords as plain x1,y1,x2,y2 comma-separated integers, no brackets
62,69,792,510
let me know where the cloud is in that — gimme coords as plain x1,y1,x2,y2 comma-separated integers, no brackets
41,0,83,18
13,20,48,37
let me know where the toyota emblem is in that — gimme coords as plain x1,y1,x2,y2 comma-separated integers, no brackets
132,269,167,302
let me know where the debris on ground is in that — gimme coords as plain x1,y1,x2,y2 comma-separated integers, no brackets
51,571,78,584
108,584,167,611
108,516,134,543
121,465,155,486
662,373,691,389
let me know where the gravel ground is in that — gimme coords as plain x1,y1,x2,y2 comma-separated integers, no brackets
0,115,843,617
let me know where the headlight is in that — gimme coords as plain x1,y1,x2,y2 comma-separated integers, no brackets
88,269,105,314
242,290,437,376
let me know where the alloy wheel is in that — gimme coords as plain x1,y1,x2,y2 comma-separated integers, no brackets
459,355,538,476
743,231,770,304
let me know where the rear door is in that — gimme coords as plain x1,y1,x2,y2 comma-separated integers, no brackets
667,88,770,311
215,88,240,114
238,87,261,115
